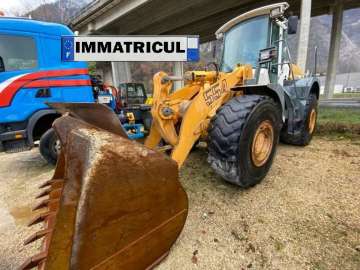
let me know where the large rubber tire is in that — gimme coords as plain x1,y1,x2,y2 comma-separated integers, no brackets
39,128,59,165
281,93,318,146
208,95,282,188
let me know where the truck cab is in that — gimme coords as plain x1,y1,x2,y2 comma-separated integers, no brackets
0,17,94,153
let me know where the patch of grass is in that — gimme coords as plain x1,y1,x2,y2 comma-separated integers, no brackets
318,108,360,125
334,93,360,98
311,261,328,270
316,108,360,139
317,132,360,142
351,253,360,264
273,240,285,252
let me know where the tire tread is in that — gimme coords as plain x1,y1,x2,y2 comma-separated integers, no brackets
208,95,280,187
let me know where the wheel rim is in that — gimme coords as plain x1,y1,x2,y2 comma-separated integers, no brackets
308,109,317,134
52,139,61,155
251,120,274,167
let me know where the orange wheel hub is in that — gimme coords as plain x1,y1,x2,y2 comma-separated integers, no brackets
308,109,316,134
251,120,274,167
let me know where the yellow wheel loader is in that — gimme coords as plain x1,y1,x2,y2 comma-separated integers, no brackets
22,2,319,269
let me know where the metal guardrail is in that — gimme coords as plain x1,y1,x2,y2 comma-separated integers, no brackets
319,99,360,108
67,0,114,25
68,0,99,23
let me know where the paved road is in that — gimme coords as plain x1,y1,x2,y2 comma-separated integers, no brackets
319,98,360,108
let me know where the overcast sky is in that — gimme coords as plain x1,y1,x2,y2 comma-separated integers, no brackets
1,0,56,15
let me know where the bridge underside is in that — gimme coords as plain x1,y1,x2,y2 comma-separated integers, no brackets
71,0,357,41
70,0,360,97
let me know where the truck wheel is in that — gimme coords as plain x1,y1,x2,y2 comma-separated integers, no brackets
281,93,318,146
142,115,152,131
208,95,282,188
39,128,60,165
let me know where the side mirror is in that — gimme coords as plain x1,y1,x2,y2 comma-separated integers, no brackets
212,43,217,59
212,40,223,65
0,56,5,72
288,16,298,35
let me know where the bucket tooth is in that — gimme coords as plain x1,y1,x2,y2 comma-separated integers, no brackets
39,179,64,189
24,228,52,245
36,187,62,199
32,199,50,211
36,188,51,199
28,211,55,227
19,252,47,270
38,179,55,189
33,198,61,212
39,180,51,189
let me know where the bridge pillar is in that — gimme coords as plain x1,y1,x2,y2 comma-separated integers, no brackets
173,62,184,89
296,0,312,72
324,1,344,99
111,62,132,87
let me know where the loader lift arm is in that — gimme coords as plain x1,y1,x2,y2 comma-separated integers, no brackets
145,65,253,167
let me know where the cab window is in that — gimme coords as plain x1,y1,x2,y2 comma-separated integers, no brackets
127,85,137,97
135,84,145,97
0,35,38,71
221,16,269,72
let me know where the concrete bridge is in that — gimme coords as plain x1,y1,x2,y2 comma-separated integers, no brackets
69,0,360,98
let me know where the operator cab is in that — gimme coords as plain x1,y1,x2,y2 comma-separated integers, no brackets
119,82,147,106
215,2,299,86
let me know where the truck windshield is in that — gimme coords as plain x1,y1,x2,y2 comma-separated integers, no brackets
221,15,269,72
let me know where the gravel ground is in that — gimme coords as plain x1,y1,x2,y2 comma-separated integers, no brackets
0,137,360,270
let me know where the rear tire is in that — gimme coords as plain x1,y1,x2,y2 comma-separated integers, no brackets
208,95,282,188
281,93,318,146
39,128,60,165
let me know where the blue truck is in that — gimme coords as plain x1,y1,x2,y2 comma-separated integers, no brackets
0,17,148,163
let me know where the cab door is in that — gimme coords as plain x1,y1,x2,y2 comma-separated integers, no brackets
0,33,39,83
0,32,42,123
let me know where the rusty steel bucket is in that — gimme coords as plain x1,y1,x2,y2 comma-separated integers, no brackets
21,103,188,270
